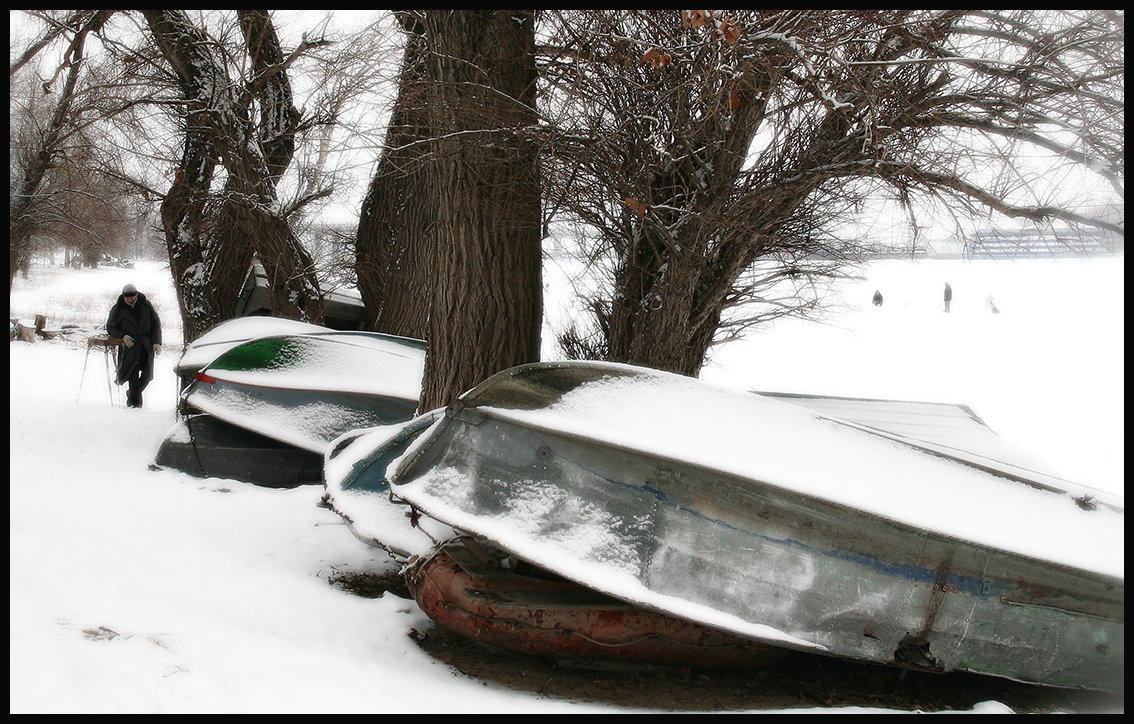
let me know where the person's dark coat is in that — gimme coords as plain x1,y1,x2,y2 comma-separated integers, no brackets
106,292,163,387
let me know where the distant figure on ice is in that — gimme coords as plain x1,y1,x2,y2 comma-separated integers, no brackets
943,282,953,312
872,290,884,307
106,282,163,408
987,295,1000,314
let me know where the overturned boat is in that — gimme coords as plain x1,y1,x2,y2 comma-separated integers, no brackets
155,318,425,485
324,409,785,669
323,411,456,558
182,328,424,454
173,317,356,383
363,361,1122,690
234,258,369,331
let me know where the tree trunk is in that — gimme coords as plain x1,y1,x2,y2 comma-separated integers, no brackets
158,128,220,343
417,10,542,411
144,10,321,342
355,14,433,339
605,219,733,377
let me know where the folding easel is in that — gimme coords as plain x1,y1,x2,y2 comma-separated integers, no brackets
78,335,122,405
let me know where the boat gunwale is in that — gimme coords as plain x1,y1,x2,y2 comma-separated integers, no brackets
175,328,427,377
190,369,420,404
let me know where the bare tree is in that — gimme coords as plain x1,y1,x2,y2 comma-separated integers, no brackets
141,9,326,342
284,15,398,293
540,10,1124,376
9,10,114,288
34,128,139,268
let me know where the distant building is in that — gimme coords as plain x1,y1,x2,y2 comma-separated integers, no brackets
962,224,1120,260
865,203,1123,259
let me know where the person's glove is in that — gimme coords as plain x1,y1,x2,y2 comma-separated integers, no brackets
123,335,135,348
154,344,162,356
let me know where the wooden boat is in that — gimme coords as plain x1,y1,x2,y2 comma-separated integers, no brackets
381,361,1123,691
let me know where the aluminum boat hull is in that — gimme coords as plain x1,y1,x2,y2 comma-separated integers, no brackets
384,362,1124,691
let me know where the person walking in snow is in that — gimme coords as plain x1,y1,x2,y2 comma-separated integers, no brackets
943,282,953,312
872,290,884,307
106,282,163,408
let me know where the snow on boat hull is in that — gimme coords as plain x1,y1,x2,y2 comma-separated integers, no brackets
387,362,1124,692
174,317,358,382
322,412,455,559
182,332,424,454
405,540,787,669
175,317,425,382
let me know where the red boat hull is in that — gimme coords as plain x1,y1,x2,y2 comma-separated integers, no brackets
405,543,786,669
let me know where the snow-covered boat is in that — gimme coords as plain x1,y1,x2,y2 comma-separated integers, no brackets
362,361,1122,691
156,318,426,485
173,317,424,385
182,329,425,454
323,415,787,669
323,411,456,557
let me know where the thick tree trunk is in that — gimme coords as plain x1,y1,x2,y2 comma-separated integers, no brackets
417,10,542,411
616,259,703,377
355,14,433,339
238,10,300,183
605,224,731,377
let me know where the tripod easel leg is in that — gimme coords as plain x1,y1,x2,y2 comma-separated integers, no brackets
77,345,92,403
104,347,117,406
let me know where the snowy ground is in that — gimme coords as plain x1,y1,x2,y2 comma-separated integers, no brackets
9,254,1123,713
